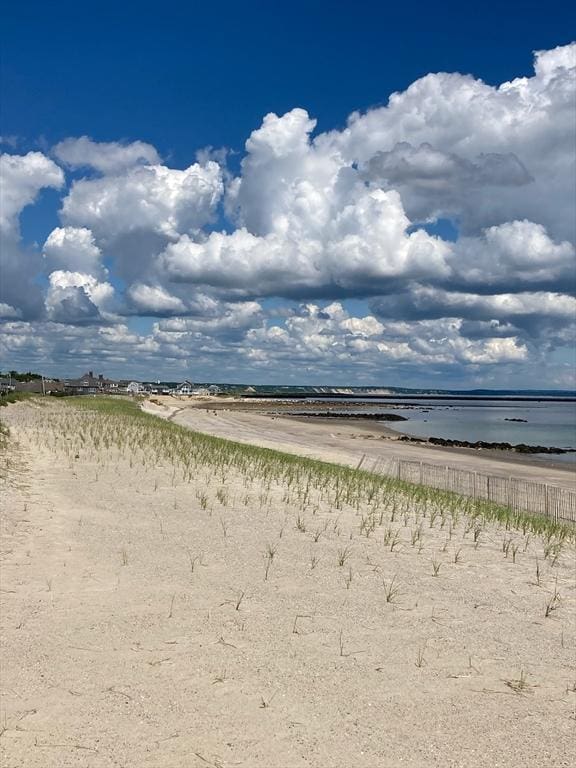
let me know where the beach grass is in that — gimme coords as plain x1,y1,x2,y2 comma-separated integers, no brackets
1,394,575,767
47,395,572,542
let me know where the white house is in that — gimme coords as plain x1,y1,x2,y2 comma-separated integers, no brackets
175,380,194,395
126,381,145,394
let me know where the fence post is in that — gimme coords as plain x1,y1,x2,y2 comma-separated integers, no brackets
545,484,549,518
419,461,423,484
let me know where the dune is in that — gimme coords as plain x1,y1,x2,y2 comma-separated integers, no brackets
0,397,574,767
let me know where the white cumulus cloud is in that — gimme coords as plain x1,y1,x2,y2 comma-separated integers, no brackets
45,271,116,324
53,136,160,174
61,160,223,240
43,226,103,275
0,151,64,234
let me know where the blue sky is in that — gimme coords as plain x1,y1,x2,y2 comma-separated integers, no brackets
1,2,575,386
3,1,571,160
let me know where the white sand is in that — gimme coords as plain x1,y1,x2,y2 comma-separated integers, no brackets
1,399,575,768
146,398,576,490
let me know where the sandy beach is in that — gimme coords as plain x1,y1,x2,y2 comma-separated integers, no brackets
147,398,576,490
1,398,575,768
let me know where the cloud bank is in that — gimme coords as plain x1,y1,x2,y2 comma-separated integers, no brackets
1,43,575,386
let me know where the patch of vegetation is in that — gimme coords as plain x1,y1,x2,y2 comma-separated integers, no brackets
53,395,574,541
0,370,44,382
0,392,35,407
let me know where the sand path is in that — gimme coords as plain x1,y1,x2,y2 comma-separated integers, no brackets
147,402,576,490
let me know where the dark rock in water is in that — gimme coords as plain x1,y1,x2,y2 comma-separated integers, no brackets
504,418,528,423
398,435,574,454
290,412,408,422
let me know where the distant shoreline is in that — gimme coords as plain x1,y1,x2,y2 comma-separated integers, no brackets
144,397,576,486
240,392,576,403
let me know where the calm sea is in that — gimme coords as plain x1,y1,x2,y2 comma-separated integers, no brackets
309,398,576,463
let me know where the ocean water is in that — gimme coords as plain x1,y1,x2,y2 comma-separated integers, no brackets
308,398,576,462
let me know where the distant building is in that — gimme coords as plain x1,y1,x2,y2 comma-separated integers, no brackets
126,381,145,395
0,377,16,393
16,379,64,394
175,380,195,395
64,371,122,395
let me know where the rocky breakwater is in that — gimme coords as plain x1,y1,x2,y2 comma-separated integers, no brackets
287,412,408,421
399,435,575,454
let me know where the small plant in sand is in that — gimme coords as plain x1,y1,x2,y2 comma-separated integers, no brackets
388,529,401,552
431,558,442,577
345,566,353,590
504,669,534,695
216,487,228,506
292,614,311,634
259,692,277,709
382,574,401,603
410,525,422,547
263,542,277,581
473,526,482,547
186,550,203,574
415,643,427,668
295,514,307,533
534,558,541,586
338,629,346,657
545,580,561,618
337,546,352,567
167,594,176,619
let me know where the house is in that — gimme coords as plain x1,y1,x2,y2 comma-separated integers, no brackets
175,380,195,395
193,385,221,396
64,371,121,395
64,371,102,395
16,379,64,394
126,381,145,395
0,377,16,393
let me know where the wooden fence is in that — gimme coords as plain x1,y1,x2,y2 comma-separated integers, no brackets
369,457,576,524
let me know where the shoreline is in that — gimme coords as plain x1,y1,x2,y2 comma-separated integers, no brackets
278,413,576,472
276,411,576,456
145,398,576,489
171,395,576,471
